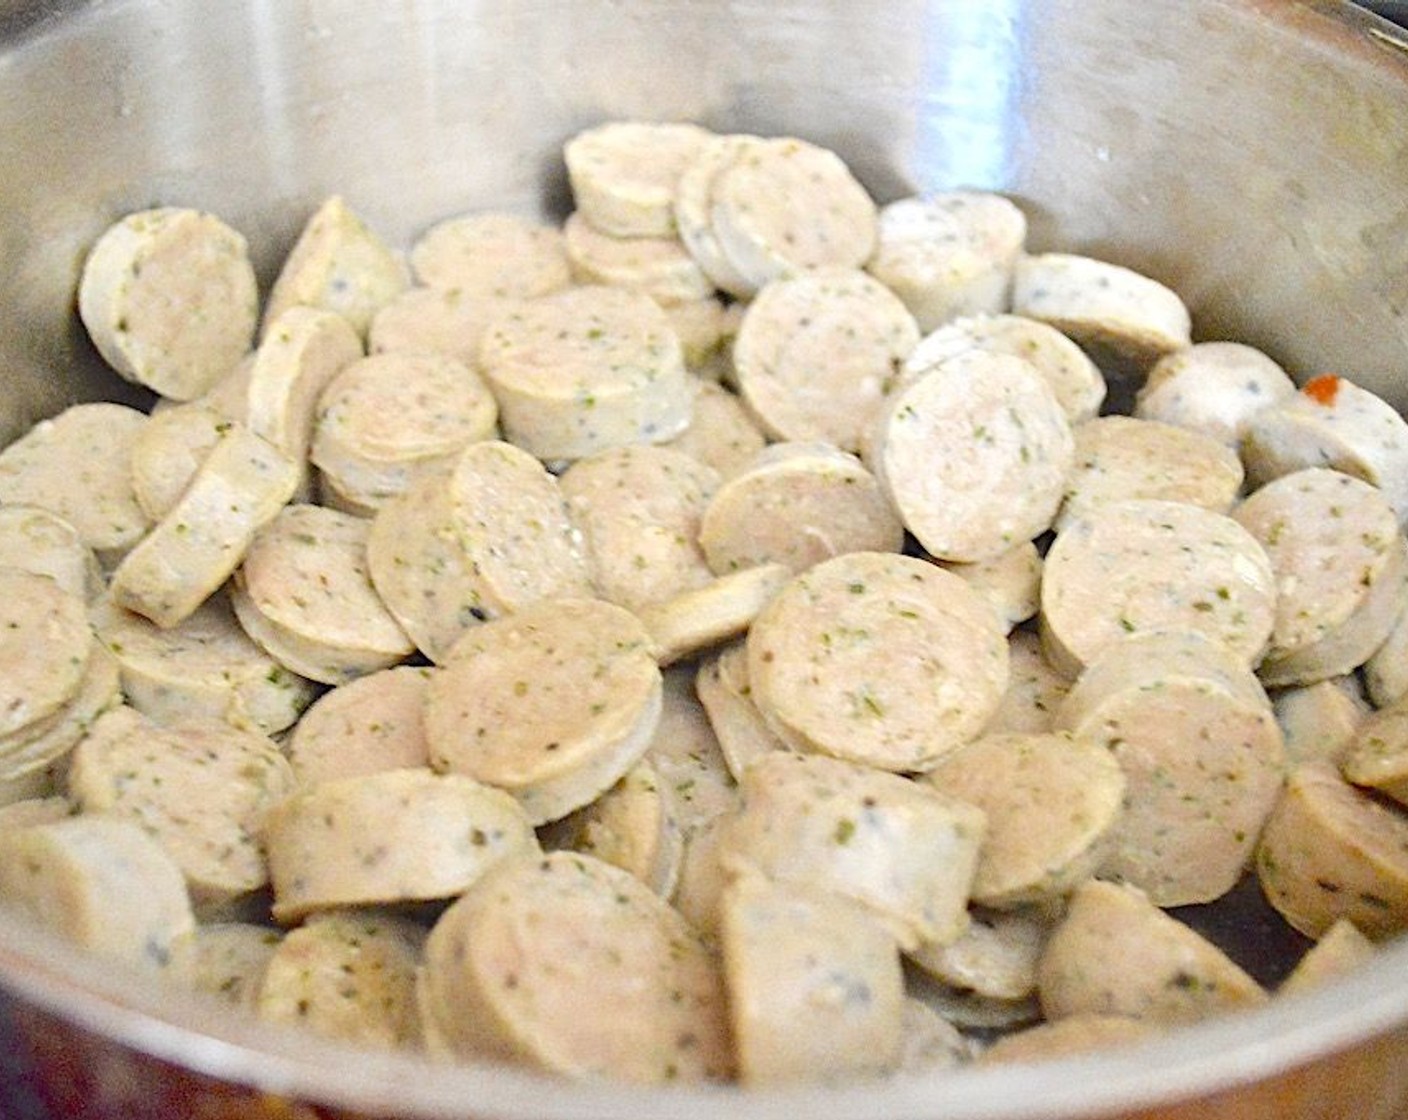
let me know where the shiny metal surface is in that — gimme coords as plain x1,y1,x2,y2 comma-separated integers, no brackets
3,1,1408,1117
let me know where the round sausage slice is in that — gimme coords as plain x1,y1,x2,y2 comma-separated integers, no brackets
0,815,193,970
78,207,258,401
262,195,408,340
366,440,592,663
256,910,424,1050
1257,760,1408,939
564,120,714,239
1242,374,1408,525
1134,341,1295,446
559,444,719,612
1037,879,1267,1025
67,706,296,907
562,211,713,306
231,504,413,685
718,751,987,950
130,404,233,521
1233,467,1408,687
1056,415,1244,532
709,136,878,291
1012,252,1192,366
0,506,100,602
168,922,282,1009
418,850,732,1082
866,193,1027,333
720,872,904,1086
1040,498,1277,677
368,287,522,370
263,767,538,922
0,570,92,742
285,665,432,786
869,350,1073,563
0,402,153,565
638,562,792,667
109,422,300,628
89,590,315,736
746,551,1008,772
1054,630,1286,907
924,731,1126,908
310,350,499,516
478,286,692,461
731,267,919,453
409,211,571,298
902,312,1105,424
424,598,662,825
699,442,904,576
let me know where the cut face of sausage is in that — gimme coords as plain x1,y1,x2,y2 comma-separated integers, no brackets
746,551,1009,772
418,851,732,1082
424,598,662,824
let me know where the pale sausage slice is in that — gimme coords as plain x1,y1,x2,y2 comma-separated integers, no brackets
0,646,121,784
263,767,538,922
0,570,92,742
109,422,299,628
0,815,193,970
424,598,662,824
1056,415,1244,532
699,442,904,576
1135,341,1295,446
564,120,715,239
285,665,432,786
417,850,733,1082
1278,919,1376,996
1272,676,1370,768
1012,252,1192,366
310,350,498,515
641,665,739,838
673,133,766,297
924,731,1125,908
256,910,424,1050
902,312,1105,424
559,444,719,612
168,922,282,1009
231,503,413,684
694,643,789,782
0,506,100,602
869,351,1073,563
979,1015,1160,1064
1040,498,1276,677
637,562,792,667
67,706,296,907
1233,467,1408,687
731,267,919,453
366,439,592,663
368,287,522,370
662,379,768,480
1037,879,1267,1024
247,306,363,501
718,751,987,950
409,211,571,298
709,136,878,291
478,286,692,461
746,551,1008,772
1256,760,1408,939
1339,701,1408,807
89,590,315,736
262,195,408,340
906,904,1051,1004
0,402,152,565
538,758,684,898
78,207,258,401
720,872,904,1086
562,211,713,306
1055,631,1286,907
130,404,233,521
866,193,1027,332
934,542,1042,635
1242,374,1408,525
